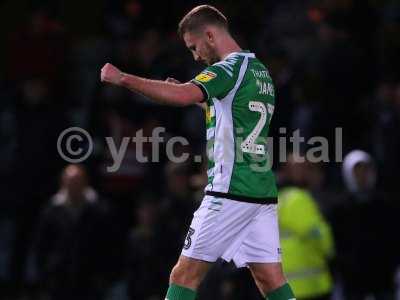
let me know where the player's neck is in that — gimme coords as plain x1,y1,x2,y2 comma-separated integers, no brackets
218,36,242,60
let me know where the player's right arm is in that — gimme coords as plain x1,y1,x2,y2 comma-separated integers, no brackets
101,62,234,108
166,77,207,110
100,63,204,107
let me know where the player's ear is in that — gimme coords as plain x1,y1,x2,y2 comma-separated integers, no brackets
205,29,215,45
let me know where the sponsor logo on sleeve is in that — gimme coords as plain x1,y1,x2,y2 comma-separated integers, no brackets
195,71,217,83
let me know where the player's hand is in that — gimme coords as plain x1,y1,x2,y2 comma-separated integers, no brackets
165,77,181,84
101,63,123,85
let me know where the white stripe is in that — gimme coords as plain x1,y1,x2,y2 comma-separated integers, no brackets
215,64,233,77
216,61,234,71
224,52,255,59
210,105,215,117
206,128,215,140
208,56,250,193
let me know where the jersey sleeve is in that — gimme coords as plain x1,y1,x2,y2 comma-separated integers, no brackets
191,65,235,101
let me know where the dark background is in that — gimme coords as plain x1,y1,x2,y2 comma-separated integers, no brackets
0,0,399,299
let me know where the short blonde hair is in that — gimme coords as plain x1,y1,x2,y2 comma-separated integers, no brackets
178,5,228,38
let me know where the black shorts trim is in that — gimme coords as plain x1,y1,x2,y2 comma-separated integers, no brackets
205,191,278,204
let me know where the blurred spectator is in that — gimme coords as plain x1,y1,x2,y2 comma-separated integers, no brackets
278,156,334,300
126,161,199,300
5,75,70,299
373,81,400,192
328,150,399,300
277,153,338,215
126,193,166,300
28,165,113,300
196,260,262,300
159,161,199,251
0,0,399,299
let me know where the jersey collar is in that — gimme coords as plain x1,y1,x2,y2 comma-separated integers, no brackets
223,50,255,60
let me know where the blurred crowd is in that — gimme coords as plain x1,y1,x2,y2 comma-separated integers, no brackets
0,0,400,299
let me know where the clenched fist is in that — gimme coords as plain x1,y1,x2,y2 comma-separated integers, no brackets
101,63,123,85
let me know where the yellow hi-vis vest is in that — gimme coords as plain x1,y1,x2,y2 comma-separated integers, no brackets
278,187,334,298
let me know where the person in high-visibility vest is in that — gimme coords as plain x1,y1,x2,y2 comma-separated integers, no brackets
278,187,334,300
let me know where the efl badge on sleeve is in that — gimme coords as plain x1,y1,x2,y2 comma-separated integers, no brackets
195,71,217,83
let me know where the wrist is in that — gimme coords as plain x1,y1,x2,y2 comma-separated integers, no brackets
118,72,126,86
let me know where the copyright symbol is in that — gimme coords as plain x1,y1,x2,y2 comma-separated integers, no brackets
57,127,93,163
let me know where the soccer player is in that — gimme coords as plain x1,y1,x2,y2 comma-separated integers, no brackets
100,5,295,300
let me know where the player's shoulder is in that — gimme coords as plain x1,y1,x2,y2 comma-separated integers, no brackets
210,57,239,78
211,51,255,78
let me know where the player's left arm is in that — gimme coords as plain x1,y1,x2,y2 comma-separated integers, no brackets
100,63,204,106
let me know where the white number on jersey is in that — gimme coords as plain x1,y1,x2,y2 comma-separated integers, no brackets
241,101,274,155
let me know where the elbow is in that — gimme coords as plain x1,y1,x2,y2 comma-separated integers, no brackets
180,97,196,107
174,83,204,106
174,91,197,107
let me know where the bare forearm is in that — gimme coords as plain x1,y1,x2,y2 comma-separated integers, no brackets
119,73,191,106
101,63,204,106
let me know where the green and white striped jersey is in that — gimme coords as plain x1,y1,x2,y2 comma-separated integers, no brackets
191,51,278,201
